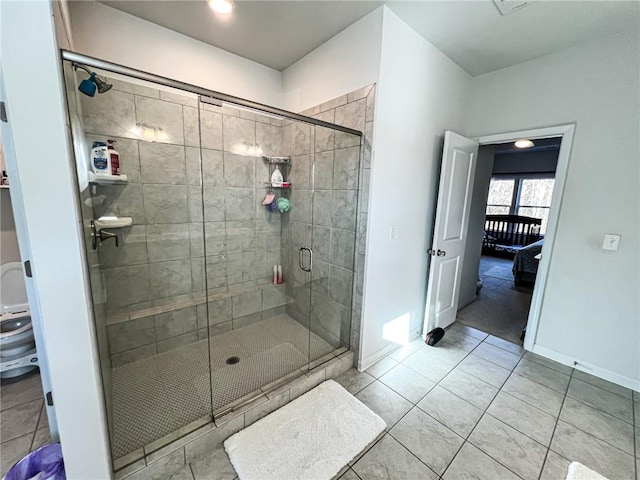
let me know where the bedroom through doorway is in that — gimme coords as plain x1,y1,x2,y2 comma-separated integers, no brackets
456,137,562,345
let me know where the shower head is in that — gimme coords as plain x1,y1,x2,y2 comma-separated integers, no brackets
73,63,112,97
94,76,113,94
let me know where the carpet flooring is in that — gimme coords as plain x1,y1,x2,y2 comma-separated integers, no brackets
456,256,533,345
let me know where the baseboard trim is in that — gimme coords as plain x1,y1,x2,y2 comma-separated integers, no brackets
532,344,640,392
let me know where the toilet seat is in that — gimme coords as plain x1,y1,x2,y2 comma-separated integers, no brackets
0,314,32,340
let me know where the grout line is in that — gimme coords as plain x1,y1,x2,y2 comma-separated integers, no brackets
536,366,574,480
27,400,45,452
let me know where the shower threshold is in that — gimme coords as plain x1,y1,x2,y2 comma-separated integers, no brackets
111,314,344,461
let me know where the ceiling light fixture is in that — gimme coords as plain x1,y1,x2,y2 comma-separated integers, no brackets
515,139,535,148
207,0,234,15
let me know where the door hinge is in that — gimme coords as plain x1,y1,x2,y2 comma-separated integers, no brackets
0,102,7,123
46,392,54,406
24,260,32,278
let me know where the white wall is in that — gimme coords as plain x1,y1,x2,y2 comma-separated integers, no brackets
281,8,383,112
466,30,640,388
0,1,112,476
359,8,472,368
68,1,282,106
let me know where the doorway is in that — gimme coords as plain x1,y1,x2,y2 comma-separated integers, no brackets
457,138,561,344
424,125,575,351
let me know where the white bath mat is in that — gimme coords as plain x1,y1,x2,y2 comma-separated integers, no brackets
565,462,610,480
223,380,386,480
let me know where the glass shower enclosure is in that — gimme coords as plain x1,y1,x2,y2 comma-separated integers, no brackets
62,55,362,467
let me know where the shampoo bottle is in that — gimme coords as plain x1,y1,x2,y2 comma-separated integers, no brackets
107,140,120,175
271,166,283,187
90,141,110,174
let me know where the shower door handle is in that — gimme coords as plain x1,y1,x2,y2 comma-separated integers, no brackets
299,247,312,272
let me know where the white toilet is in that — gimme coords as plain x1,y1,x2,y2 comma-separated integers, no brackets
0,262,38,378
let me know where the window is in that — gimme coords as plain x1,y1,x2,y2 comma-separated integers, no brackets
486,177,555,233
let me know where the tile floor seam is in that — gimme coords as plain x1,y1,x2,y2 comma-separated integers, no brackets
0,395,44,413
381,430,442,479
535,366,574,480
466,342,518,373
563,387,635,427
27,401,45,451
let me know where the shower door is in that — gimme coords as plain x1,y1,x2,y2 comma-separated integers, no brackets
63,62,214,466
307,125,362,364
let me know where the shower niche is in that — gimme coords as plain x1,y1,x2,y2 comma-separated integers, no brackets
63,57,365,469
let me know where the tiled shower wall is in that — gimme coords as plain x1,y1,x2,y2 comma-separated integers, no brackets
79,78,289,366
284,85,375,357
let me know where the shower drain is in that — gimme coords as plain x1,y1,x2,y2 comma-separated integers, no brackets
226,356,240,365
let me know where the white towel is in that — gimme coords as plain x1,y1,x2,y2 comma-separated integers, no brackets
565,462,610,480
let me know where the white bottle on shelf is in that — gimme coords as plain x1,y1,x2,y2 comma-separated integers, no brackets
271,166,283,187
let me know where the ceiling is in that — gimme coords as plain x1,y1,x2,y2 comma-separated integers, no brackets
99,0,639,76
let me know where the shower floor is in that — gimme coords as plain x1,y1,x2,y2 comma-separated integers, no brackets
111,314,335,459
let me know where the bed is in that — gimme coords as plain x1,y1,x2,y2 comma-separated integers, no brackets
483,214,542,256
512,239,544,286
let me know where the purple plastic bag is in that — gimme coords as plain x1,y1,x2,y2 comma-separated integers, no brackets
4,443,65,480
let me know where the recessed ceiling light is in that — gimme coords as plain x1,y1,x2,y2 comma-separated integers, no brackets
207,0,234,15
515,139,534,148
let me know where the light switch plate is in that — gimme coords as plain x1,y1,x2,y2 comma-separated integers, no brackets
390,225,400,240
602,234,621,251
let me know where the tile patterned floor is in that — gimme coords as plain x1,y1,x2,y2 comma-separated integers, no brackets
0,372,52,477
112,314,334,459
333,323,639,480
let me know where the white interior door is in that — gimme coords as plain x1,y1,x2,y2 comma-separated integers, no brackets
424,131,478,332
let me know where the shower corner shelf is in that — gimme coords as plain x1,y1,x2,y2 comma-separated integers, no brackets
88,172,128,185
263,155,291,164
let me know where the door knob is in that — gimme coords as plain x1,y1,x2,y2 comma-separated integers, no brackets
437,249,446,257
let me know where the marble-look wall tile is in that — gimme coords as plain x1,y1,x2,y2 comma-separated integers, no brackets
95,183,146,225
313,110,335,153
149,259,192,298
183,106,200,148
314,151,334,189
111,344,156,367
103,265,151,307
185,147,201,186
223,115,255,153
139,142,186,185
225,188,255,221
160,90,197,107
208,298,233,326
157,331,199,353
205,255,228,289
366,88,376,122
146,224,191,262
99,225,148,268
143,185,189,224
81,90,137,139
108,316,156,354
155,307,198,341
312,226,331,263
330,265,353,307
290,155,311,189
331,229,356,270
135,96,184,145
191,257,206,292
262,285,288,310
311,190,332,227
200,149,225,186
290,190,312,224
107,77,159,98
318,95,347,113
224,153,255,188
202,187,225,222
200,109,223,151
332,190,357,231
232,291,262,318
293,122,312,156
333,147,360,190
256,122,282,156
347,85,373,103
